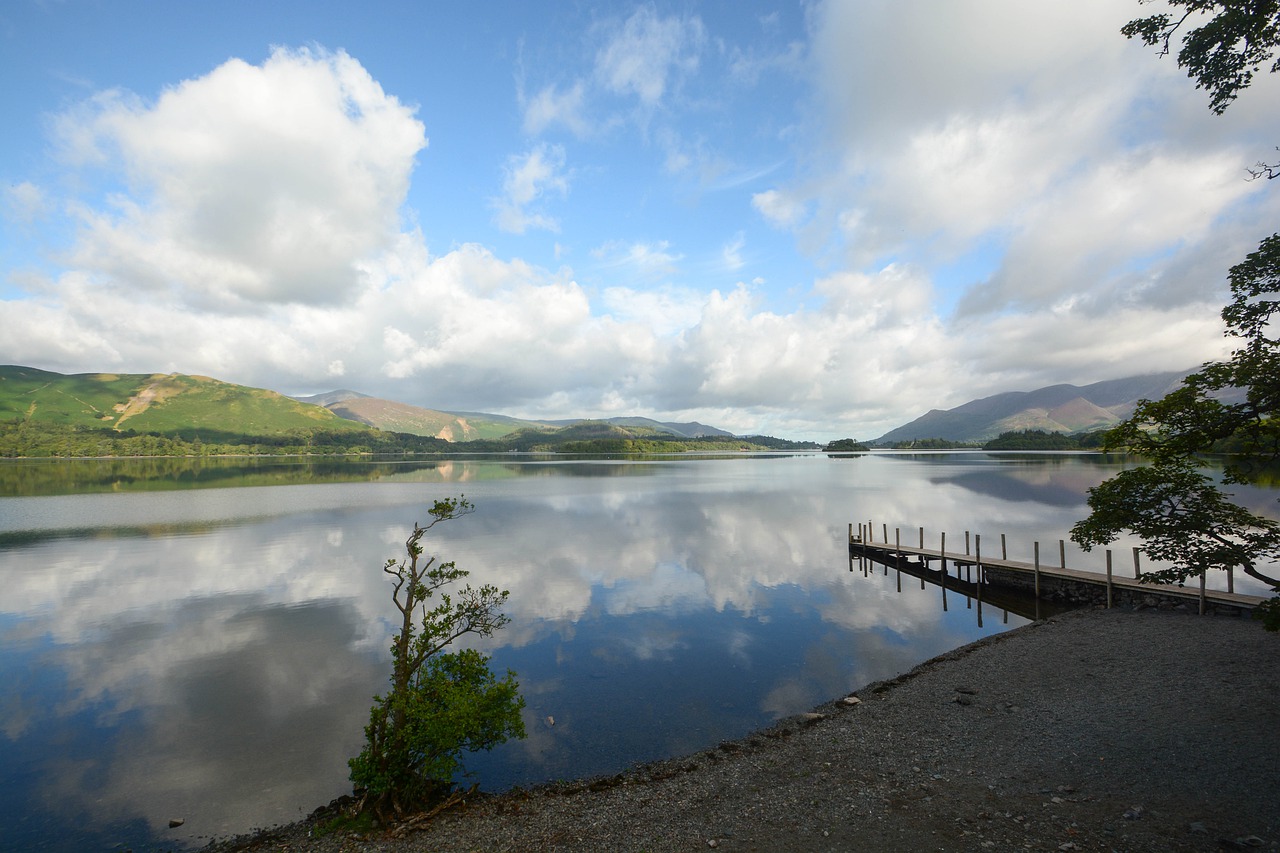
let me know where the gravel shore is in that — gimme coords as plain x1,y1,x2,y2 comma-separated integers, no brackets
213,607,1279,852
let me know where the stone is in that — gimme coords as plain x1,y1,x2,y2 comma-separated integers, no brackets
841,695,862,706
168,818,185,828
1122,805,1143,820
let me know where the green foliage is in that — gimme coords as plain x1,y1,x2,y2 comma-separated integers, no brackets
888,437,979,449
824,438,869,452
1071,459,1280,587
349,498,525,819
983,429,1082,450
1121,0,1280,115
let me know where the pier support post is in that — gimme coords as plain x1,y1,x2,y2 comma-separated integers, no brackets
1106,550,1113,609
1133,546,1141,579
1001,533,1007,561
1059,539,1066,570
1034,541,1041,599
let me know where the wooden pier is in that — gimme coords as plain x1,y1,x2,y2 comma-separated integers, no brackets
848,521,1266,618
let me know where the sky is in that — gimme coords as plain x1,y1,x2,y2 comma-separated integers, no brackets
1,1,1277,442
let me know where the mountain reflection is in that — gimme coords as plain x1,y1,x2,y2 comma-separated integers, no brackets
1,453,1201,852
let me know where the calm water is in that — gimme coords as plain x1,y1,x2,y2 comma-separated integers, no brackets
1,452,1275,852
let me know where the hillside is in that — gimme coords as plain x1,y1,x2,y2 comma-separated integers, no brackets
293,392,525,441
298,389,736,442
873,370,1193,444
0,366,368,437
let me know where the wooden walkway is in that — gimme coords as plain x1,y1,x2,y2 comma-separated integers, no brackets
849,521,1266,615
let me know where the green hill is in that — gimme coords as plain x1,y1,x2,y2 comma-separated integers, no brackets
0,366,369,437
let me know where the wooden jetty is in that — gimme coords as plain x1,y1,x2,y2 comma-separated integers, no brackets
848,521,1266,618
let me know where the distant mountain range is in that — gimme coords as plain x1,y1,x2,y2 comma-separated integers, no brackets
291,389,734,441
0,365,740,444
2,364,1197,448
872,370,1194,445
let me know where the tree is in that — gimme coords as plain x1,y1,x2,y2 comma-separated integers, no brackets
1072,3,1280,627
1122,0,1280,176
349,497,525,820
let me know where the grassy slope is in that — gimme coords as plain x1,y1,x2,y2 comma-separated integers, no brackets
0,366,368,436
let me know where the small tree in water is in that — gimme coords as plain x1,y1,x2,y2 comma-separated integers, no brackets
349,497,525,820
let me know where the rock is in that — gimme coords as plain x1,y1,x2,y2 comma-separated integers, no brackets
1238,835,1266,847
954,694,973,706
801,712,825,725
1188,821,1208,834
168,818,185,828
956,686,978,695
1122,805,1143,820
841,695,862,706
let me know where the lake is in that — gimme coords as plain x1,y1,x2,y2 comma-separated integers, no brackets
1,451,1275,852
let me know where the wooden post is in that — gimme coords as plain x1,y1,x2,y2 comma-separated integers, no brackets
1228,566,1234,594
895,527,902,590
976,534,983,588
1199,571,1207,615
1106,549,1113,609
1034,541,1041,599
975,532,984,628
868,519,873,542
849,522,853,543
918,526,924,549
940,531,948,606
1132,546,1141,579
965,531,971,555
1059,539,1066,570
882,523,888,543
1001,533,1007,561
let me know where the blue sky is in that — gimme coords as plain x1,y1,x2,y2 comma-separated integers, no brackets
2,1,1277,440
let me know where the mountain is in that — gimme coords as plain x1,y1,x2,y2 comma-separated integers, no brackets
873,370,1194,445
293,392,552,440
298,390,736,442
538,416,734,438
0,365,368,436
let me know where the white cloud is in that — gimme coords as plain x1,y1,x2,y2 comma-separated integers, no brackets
4,181,52,224
590,239,681,278
492,144,569,234
521,81,590,137
594,6,706,107
752,188,805,229
722,231,745,271
52,47,425,308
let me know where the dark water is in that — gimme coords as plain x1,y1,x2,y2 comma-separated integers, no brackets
0,452,1273,852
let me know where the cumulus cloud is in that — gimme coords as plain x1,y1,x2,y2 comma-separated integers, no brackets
52,47,425,308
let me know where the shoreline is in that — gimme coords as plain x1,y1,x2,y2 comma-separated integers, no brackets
211,606,1280,852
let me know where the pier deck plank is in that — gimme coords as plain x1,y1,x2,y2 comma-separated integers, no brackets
850,537,1265,609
